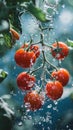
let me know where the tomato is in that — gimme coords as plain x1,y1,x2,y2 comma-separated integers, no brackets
45,81,63,100
30,45,40,58
10,28,20,40
24,91,42,111
14,48,36,68
51,42,69,60
21,43,40,58
17,72,36,90
51,68,70,86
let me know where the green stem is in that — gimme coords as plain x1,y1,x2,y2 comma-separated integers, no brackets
39,24,58,71
30,65,43,75
45,55,58,70
46,68,54,80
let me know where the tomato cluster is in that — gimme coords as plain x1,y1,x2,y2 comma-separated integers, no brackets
14,43,43,111
46,68,70,100
45,41,70,100
14,41,70,111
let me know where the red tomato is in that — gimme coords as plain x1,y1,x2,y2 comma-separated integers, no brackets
30,45,40,58
51,68,70,86
17,72,36,90
51,42,69,60
14,48,36,68
45,81,63,100
21,44,40,58
24,91,42,111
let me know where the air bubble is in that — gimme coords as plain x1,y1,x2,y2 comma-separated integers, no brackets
18,121,23,126
47,104,52,108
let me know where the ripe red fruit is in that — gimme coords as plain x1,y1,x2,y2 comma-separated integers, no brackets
17,72,36,90
51,68,70,86
14,48,36,68
24,91,42,111
30,45,40,58
51,42,69,60
45,81,63,100
21,43,40,58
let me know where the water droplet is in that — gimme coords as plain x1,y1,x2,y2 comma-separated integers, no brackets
66,125,69,128
18,121,23,126
47,104,52,108
62,4,65,8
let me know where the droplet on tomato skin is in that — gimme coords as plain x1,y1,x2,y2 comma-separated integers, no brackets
55,53,61,59
25,102,31,109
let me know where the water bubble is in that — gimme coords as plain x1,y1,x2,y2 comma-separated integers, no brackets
47,104,52,108
26,109,30,112
62,4,65,8
53,100,58,105
66,125,69,128
18,121,23,126
38,121,41,125
53,106,58,112
47,127,50,130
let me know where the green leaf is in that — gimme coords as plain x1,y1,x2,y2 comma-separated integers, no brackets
66,39,73,47
9,8,22,32
26,3,47,22
3,32,14,48
0,69,8,83
0,34,9,57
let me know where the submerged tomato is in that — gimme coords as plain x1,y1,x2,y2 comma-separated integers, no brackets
45,81,63,100
51,68,70,86
51,42,69,60
24,91,42,111
17,72,36,90
14,48,36,68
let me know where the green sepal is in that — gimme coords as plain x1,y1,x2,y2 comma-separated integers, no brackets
66,39,73,47
3,32,14,48
0,69,8,83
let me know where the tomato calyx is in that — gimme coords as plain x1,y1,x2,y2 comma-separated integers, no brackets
51,41,69,60
52,47,62,53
